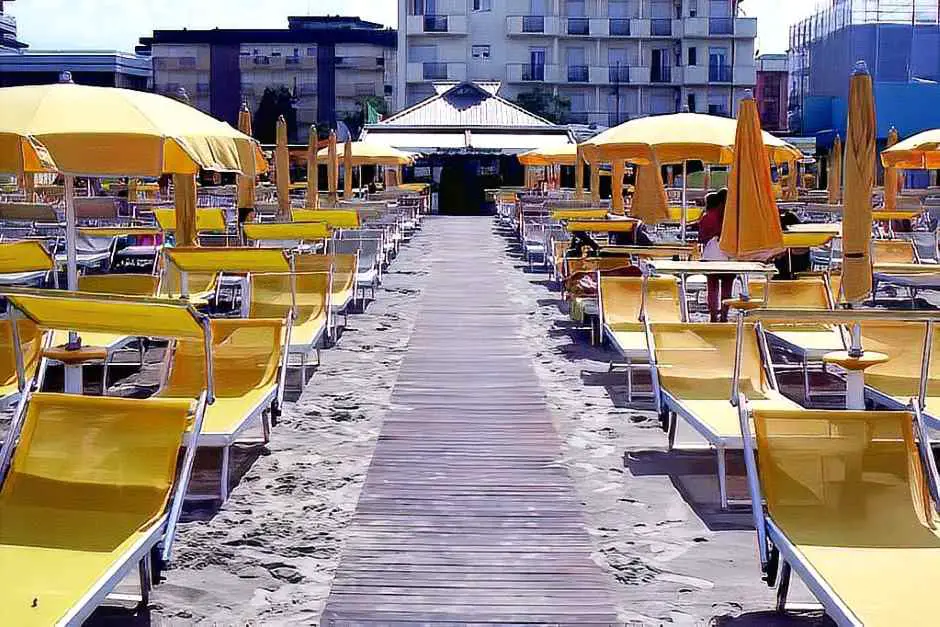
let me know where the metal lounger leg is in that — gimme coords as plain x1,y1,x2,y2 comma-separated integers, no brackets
776,561,792,612
138,553,153,609
666,412,677,449
626,355,633,404
802,358,811,405
717,447,728,509
220,446,231,500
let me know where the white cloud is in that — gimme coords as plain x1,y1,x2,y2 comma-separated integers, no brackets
7,0,398,51
740,0,820,54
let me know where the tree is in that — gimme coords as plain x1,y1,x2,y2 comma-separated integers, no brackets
252,86,297,144
512,89,571,125
340,95,390,137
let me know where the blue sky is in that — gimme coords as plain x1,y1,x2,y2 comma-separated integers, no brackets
8,0,817,54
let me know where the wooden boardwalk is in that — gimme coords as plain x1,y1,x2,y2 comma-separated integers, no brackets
322,217,618,625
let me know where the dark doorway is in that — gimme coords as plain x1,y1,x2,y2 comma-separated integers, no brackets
439,157,489,215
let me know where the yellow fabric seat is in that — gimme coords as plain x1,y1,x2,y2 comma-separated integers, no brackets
296,254,355,312
860,321,940,417
751,409,940,626
0,393,193,626
249,273,329,350
0,318,44,403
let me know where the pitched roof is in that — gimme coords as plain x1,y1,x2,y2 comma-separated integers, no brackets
381,82,555,129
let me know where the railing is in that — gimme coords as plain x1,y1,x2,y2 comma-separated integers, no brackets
424,15,449,32
650,65,672,83
286,56,301,65
523,64,546,81
253,56,270,65
567,65,589,82
609,65,630,83
565,111,589,124
0,14,16,32
650,18,672,36
567,17,589,35
709,17,734,35
523,15,545,33
609,18,630,36
709,64,732,82
608,111,631,127
423,62,448,80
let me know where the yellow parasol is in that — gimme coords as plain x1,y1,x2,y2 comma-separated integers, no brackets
828,134,843,205
517,144,578,166
575,144,585,200
590,162,601,203
275,115,291,219
236,102,255,210
883,126,899,211
306,126,319,210
611,159,625,215
719,92,784,261
0,132,56,174
317,141,414,166
882,127,940,169
328,130,338,203
344,139,354,200
842,62,876,304
631,155,670,225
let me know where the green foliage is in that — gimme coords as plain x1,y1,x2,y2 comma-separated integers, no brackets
512,89,571,125
341,96,390,135
252,86,297,144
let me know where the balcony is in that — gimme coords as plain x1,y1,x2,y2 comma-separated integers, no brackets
406,61,466,82
406,13,468,35
650,18,672,37
733,64,757,85
285,56,302,66
709,64,732,82
683,65,707,84
682,17,707,37
506,15,561,36
709,17,733,35
608,65,630,83
566,17,590,36
608,18,631,36
424,15,448,32
0,13,16,35
567,65,589,82
335,56,384,71
650,65,672,83
506,63,561,83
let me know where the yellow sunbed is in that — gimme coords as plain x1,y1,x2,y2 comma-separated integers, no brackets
0,318,45,407
551,208,608,221
742,407,940,626
0,240,55,286
296,253,356,314
873,238,918,264
565,218,637,233
242,221,330,247
153,208,227,234
665,206,704,224
249,272,330,372
650,322,801,508
291,209,360,229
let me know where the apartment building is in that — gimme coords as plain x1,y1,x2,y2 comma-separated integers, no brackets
397,0,756,126
756,53,787,132
0,0,27,52
138,16,397,141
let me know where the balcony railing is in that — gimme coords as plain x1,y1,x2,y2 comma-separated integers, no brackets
423,62,448,80
523,64,546,81
523,15,545,33
650,65,672,83
609,18,630,36
286,56,301,65
567,17,589,35
565,111,589,125
609,65,630,83
253,56,270,65
0,13,16,33
650,18,672,36
709,64,732,82
424,15,449,32
567,65,589,82
608,111,630,127
709,17,734,35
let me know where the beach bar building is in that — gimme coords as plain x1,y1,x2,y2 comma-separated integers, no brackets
361,81,573,214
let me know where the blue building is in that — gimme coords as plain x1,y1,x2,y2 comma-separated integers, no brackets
789,0,940,147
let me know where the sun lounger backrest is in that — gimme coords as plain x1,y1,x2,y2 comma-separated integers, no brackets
861,321,940,397
73,197,120,220
750,278,833,310
164,319,283,398
158,264,218,300
331,238,378,272
652,323,768,398
297,253,356,300
873,239,917,264
78,274,159,296
600,276,681,326
0,318,41,388
751,408,935,539
0,241,54,273
250,272,329,327
0,203,58,223
0,393,193,524
153,208,227,233
292,209,360,229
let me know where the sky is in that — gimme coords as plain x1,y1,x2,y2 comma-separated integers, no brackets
8,0,817,54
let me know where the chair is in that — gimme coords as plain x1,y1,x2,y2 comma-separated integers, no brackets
242,222,330,251
295,254,356,333
157,318,286,500
599,276,682,401
649,322,801,508
291,209,360,229
0,240,55,287
0,318,45,410
329,238,380,307
153,208,229,245
738,404,940,625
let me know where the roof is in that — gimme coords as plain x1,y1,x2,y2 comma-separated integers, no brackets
0,50,152,76
382,82,556,129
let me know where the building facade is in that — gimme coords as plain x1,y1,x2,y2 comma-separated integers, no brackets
0,50,151,89
397,0,757,125
138,16,397,141
0,0,27,52
755,53,787,132
789,0,940,139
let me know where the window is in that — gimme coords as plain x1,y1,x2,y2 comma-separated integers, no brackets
408,45,437,64
307,47,317,57
689,0,698,16
687,93,696,112
687,47,697,66
472,0,492,11
472,45,491,60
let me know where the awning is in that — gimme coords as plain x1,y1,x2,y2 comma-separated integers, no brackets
362,129,572,156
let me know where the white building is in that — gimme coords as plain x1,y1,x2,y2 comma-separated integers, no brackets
397,0,757,125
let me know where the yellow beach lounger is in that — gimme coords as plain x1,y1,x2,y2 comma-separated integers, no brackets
0,318,46,410
599,276,682,401
242,221,330,250
153,207,228,235
157,318,286,500
649,322,801,508
296,253,357,325
291,209,361,229
739,405,940,626
0,240,56,287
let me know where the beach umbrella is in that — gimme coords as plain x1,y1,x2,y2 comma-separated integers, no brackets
328,130,338,203
590,162,601,203
275,115,291,220
883,126,900,211
344,139,354,200
319,141,415,166
237,102,256,211
881,127,940,169
0,132,56,175
517,144,577,167
842,62,876,304
719,92,784,261
575,145,585,200
611,159,625,215
306,126,319,210
631,156,670,225
0,78,264,291
828,134,842,205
